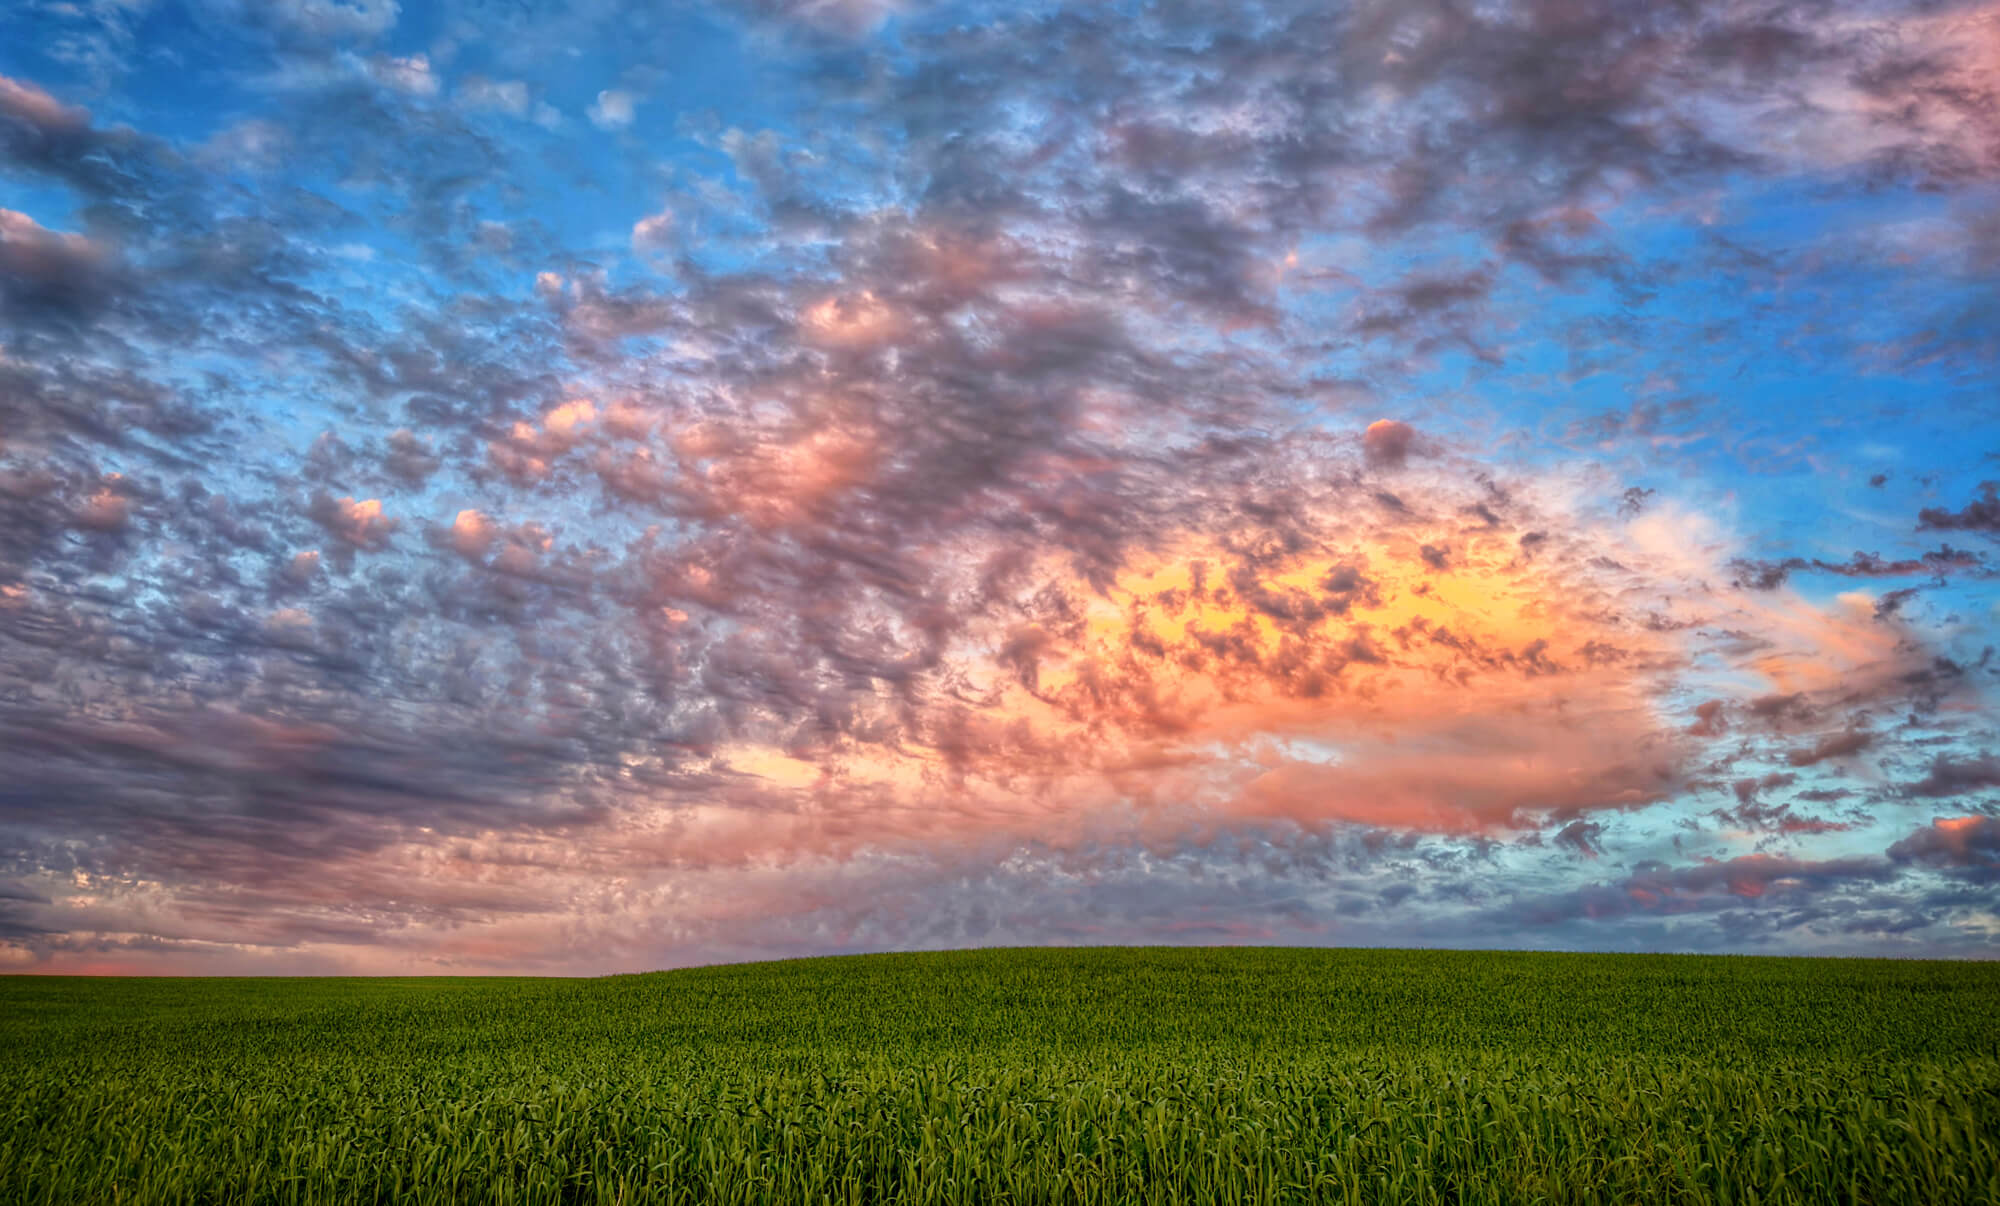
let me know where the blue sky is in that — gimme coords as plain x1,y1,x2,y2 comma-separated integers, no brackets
1,0,1997,972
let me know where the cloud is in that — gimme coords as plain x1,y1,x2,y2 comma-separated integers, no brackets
381,429,440,487
1730,546,1984,590
213,0,401,42
1,0,1996,970
0,208,112,323
443,509,496,561
734,0,905,38
366,53,437,96
1786,729,1873,768
307,493,397,556
458,77,531,117
588,89,637,130
1362,419,1417,468
1518,852,1900,927
1888,816,2000,881
1512,817,2000,945
279,549,322,590
0,75,89,137
71,476,132,531
1552,819,1605,857
1919,484,2000,536
632,208,675,252
1904,755,2000,799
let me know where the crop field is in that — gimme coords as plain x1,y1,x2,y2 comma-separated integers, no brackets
3,947,1998,1205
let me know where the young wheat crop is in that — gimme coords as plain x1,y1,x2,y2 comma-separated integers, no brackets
3,947,1995,1204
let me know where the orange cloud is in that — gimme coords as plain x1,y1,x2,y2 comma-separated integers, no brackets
934,524,1690,835
448,509,496,560
488,398,600,481
596,454,1951,866
544,398,597,443
311,495,395,551
671,422,880,530
73,477,130,531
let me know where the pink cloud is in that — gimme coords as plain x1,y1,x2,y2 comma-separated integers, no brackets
0,75,88,135
0,208,104,284
71,475,130,531
308,494,397,552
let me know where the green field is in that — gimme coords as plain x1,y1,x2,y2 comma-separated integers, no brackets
3,947,1997,1205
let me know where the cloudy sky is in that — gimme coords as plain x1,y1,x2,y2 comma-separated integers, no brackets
1,0,1997,974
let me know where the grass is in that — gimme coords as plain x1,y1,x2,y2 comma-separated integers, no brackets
3,946,1997,1204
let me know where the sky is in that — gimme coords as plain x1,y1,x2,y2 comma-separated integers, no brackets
0,0,1997,975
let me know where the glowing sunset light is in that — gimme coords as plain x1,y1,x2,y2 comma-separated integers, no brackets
0,0,1994,974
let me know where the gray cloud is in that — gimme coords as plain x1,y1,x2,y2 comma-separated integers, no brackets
1919,484,2000,536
